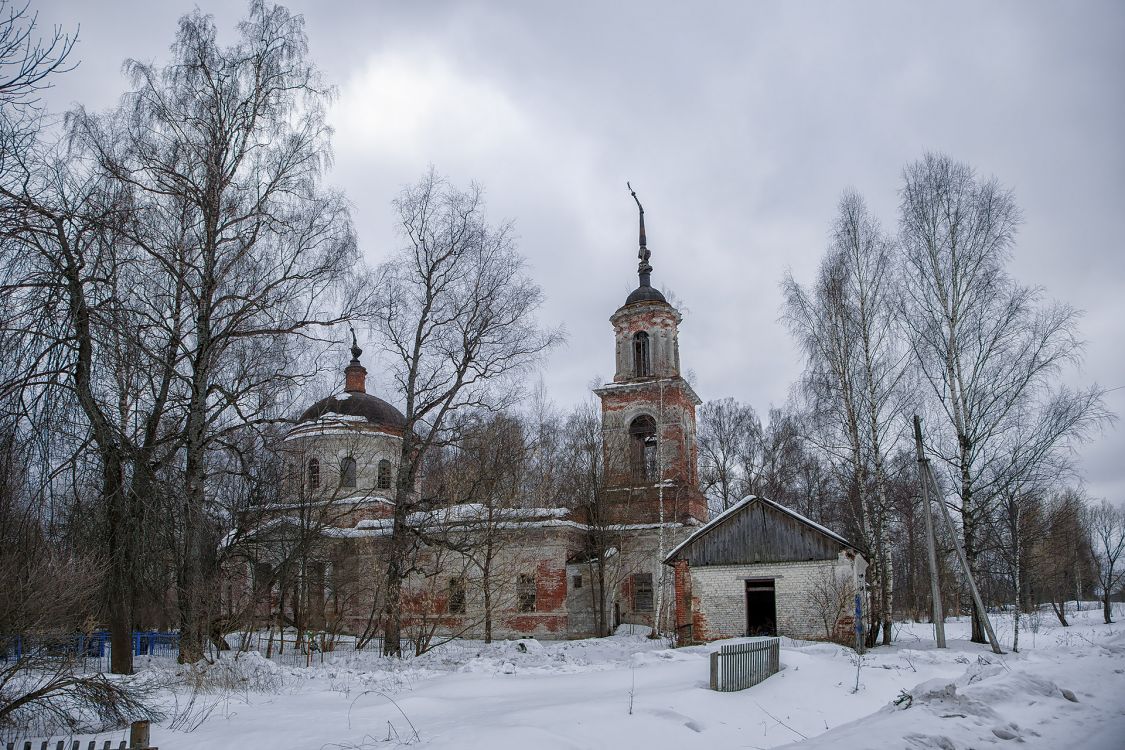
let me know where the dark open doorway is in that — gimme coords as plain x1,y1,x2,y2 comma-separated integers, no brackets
745,579,776,636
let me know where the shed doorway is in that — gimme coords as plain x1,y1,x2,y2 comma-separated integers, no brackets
745,579,776,636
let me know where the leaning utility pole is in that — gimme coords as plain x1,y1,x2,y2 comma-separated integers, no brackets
913,417,1003,655
912,416,946,648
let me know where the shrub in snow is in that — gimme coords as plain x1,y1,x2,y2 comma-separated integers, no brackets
180,652,285,695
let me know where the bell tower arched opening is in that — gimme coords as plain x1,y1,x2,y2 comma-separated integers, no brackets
633,332,651,377
629,415,658,481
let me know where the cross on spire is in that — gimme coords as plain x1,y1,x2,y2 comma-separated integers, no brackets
628,182,652,287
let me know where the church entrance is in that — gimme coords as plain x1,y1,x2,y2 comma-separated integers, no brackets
745,579,776,637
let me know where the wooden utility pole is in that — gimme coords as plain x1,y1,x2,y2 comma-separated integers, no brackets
914,429,1003,655
912,416,946,648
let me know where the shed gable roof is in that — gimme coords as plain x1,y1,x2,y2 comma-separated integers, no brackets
664,495,859,566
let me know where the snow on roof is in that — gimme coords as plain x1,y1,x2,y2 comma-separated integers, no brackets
663,495,858,563
249,495,394,513
352,505,570,531
235,500,698,545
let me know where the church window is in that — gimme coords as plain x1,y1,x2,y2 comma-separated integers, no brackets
449,577,466,614
633,331,651,377
252,562,272,592
377,459,392,490
633,573,654,612
629,415,658,482
340,456,357,488
517,573,537,612
307,458,320,489
285,462,298,494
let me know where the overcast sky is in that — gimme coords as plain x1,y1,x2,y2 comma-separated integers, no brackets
32,0,1125,501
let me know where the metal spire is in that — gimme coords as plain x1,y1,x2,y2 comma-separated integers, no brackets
628,182,652,287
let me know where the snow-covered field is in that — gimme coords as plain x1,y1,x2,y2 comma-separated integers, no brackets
86,605,1125,749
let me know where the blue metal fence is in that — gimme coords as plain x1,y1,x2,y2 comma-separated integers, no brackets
1,631,180,665
131,631,179,657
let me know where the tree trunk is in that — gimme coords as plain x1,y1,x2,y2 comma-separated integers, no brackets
1050,599,1069,627
179,389,207,663
104,456,133,675
1012,522,1022,653
382,526,405,657
62,238,136,674
958,453,987,644
483,540,494,644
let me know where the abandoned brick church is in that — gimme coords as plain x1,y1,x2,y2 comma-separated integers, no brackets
229,200,866,645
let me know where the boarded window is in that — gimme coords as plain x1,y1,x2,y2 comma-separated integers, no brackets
340,456,357,488
307,458,320,489
633,331,651,377
449,577,466,614
572,574,583,590
517,574,537,612
377,459,392,490
633,573,654,612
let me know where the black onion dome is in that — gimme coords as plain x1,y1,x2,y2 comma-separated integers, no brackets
297,392,406,431
625,285,668,305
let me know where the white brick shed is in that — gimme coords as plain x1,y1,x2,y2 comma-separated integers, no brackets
664,496,867,643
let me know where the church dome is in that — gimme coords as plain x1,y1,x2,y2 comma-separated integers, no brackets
294,331,406,433
297,392,406,431
624,284,667,306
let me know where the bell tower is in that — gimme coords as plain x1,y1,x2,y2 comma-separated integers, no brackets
593,187,707,525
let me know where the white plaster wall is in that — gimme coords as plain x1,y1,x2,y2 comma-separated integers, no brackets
691,556,858,640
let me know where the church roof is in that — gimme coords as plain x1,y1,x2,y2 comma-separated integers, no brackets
295,331,406,432
624,284,668,305
296,392,406,432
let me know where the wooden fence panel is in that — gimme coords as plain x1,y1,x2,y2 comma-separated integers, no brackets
4,722,154,750
709,637,780,691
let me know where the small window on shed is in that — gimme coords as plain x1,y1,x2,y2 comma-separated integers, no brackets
572,574,583,590
448,577,466,614
377,459,392,490
340,456,357,488
307,458,320,489
517,574,537,612
633,573,654,612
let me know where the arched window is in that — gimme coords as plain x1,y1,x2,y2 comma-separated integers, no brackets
629,415,658,481
377,459,392,490
285,462,298,494
340,456,357,488
633,331,651,377
307,458,320,489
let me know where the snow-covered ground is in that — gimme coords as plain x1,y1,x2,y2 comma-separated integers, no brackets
101,605,1125,749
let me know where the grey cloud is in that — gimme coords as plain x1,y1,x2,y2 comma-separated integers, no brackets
33,0,1125,499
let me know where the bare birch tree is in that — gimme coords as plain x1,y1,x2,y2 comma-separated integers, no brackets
783,189,905,645
1088,499,1125,625
370,169,561,656
698,397,758,513
899,152,1111,643
0,143,184,674
66,1,360,662
0,0,76,108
